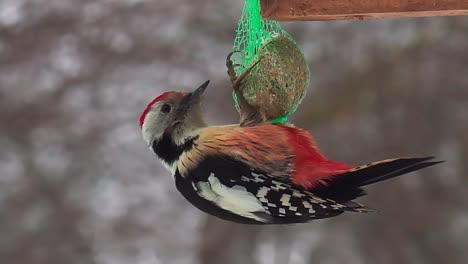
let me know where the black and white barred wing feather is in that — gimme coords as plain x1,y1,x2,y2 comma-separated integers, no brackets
174,155,371,225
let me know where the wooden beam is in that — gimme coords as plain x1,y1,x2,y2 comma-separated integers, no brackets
261,0,468,21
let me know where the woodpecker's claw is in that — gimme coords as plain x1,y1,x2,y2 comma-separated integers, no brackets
226,51,240,83
226,52,266,126
232,55,264,92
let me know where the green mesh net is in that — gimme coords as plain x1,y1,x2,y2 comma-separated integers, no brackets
231,0,310,123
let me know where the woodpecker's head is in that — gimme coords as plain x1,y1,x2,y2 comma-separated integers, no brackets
140,80,209,147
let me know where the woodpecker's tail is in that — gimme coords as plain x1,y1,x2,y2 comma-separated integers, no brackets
312,157,443,203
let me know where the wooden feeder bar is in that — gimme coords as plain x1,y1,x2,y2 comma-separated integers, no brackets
261,0,468,21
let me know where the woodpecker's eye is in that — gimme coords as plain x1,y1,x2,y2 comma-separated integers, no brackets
161,104,172,113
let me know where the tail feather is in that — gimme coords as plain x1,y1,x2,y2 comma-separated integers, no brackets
347,157,438,186
361,159,443,186
312,157,443,203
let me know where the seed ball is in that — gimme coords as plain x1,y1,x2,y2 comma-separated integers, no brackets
238,34,310,120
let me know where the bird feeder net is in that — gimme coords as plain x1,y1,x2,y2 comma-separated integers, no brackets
231,0,310,123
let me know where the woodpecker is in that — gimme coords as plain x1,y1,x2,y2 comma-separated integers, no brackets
140,80,442,224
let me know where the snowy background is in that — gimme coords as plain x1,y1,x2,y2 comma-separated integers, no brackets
1,0,467,264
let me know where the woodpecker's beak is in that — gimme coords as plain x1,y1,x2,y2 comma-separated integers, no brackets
179,80,209,109
188,80,209,103
169,80,209,130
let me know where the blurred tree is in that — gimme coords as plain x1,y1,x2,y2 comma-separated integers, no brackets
0,1,467,264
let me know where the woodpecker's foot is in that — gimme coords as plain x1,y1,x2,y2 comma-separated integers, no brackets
226,51,240,83
232,55,264,92
234,84,267,126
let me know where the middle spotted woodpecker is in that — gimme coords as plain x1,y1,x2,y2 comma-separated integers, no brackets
140,80,442,224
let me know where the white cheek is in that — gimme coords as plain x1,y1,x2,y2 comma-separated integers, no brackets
142,129,153,146
141,113,165,145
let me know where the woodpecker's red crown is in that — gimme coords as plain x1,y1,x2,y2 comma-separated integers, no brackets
139,91,171,128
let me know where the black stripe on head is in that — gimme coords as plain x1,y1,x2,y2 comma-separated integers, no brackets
152,133,198,164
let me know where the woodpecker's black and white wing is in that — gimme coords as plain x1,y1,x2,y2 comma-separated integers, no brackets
174,155,369,225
